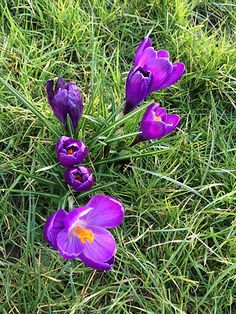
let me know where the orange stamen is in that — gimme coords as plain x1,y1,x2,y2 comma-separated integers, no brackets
75,174,82,181
155,116,162,121
67,148,74,155
73,226,94,244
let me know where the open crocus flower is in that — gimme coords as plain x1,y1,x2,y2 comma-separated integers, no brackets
46,77,83,130
56,136,88,167
133,102,180,144
43,195,125,270
124,37,185,114
64,165,94,192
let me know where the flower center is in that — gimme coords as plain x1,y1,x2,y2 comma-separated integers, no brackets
73,226,94,244
137,67,150,78
155,116,162,121
66,148,74,155
75,173,82,181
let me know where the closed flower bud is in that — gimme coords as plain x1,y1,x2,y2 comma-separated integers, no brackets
46,77,83,130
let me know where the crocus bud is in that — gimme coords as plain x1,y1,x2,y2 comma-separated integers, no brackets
124,37,185,114
46,78,83,130
56,136,88,167
134,102,180,144
64,166,94,192
124,67,152,114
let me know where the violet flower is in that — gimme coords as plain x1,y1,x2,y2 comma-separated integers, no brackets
64,166,94,192
134,102,180,144
46,77,83,130
43,195,125,270
124,37,185,114
56,136,88,167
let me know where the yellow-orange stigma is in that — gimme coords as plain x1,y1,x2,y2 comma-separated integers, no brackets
73,226,94,244
67,148,74,155
155,116,162,121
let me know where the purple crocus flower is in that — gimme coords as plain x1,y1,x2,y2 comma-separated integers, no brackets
64,166,94,192
46,77,83,130
134,102,180,144
124,37,185,114
56,136,88,167
43,195,125,270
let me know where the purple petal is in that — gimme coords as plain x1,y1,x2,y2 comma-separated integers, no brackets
85,195,124,228
144,58,173,93
124,67,151,114
73,175,94,192
57,229,85,259
141,102,160,122
43,210,67,249
46,80,55,108
55,77,65,92
79,253,114,271
158,62,185,90
154,107,167,120
134,37,152,66
64,167,75,184
55,135,69,154
73,144,88,164
137,47,157,68
67,84,83,130
82,226,116,263
157,50,169,58
53,89,68,124
64,206,93,231
165,114,180,135
141,121,167,140
58,154,81,168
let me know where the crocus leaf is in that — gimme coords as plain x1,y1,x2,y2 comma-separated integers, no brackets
0,77,60,137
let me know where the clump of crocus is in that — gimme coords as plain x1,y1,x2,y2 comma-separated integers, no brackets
132,102,180,144
43,195,125,270
56,136,88,167
124,37,185,114
46,77,83,130
64,165,94,192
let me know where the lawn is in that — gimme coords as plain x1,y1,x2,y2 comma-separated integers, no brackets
0,0,236,313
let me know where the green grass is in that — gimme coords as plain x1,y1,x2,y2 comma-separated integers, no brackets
0,0,236,313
